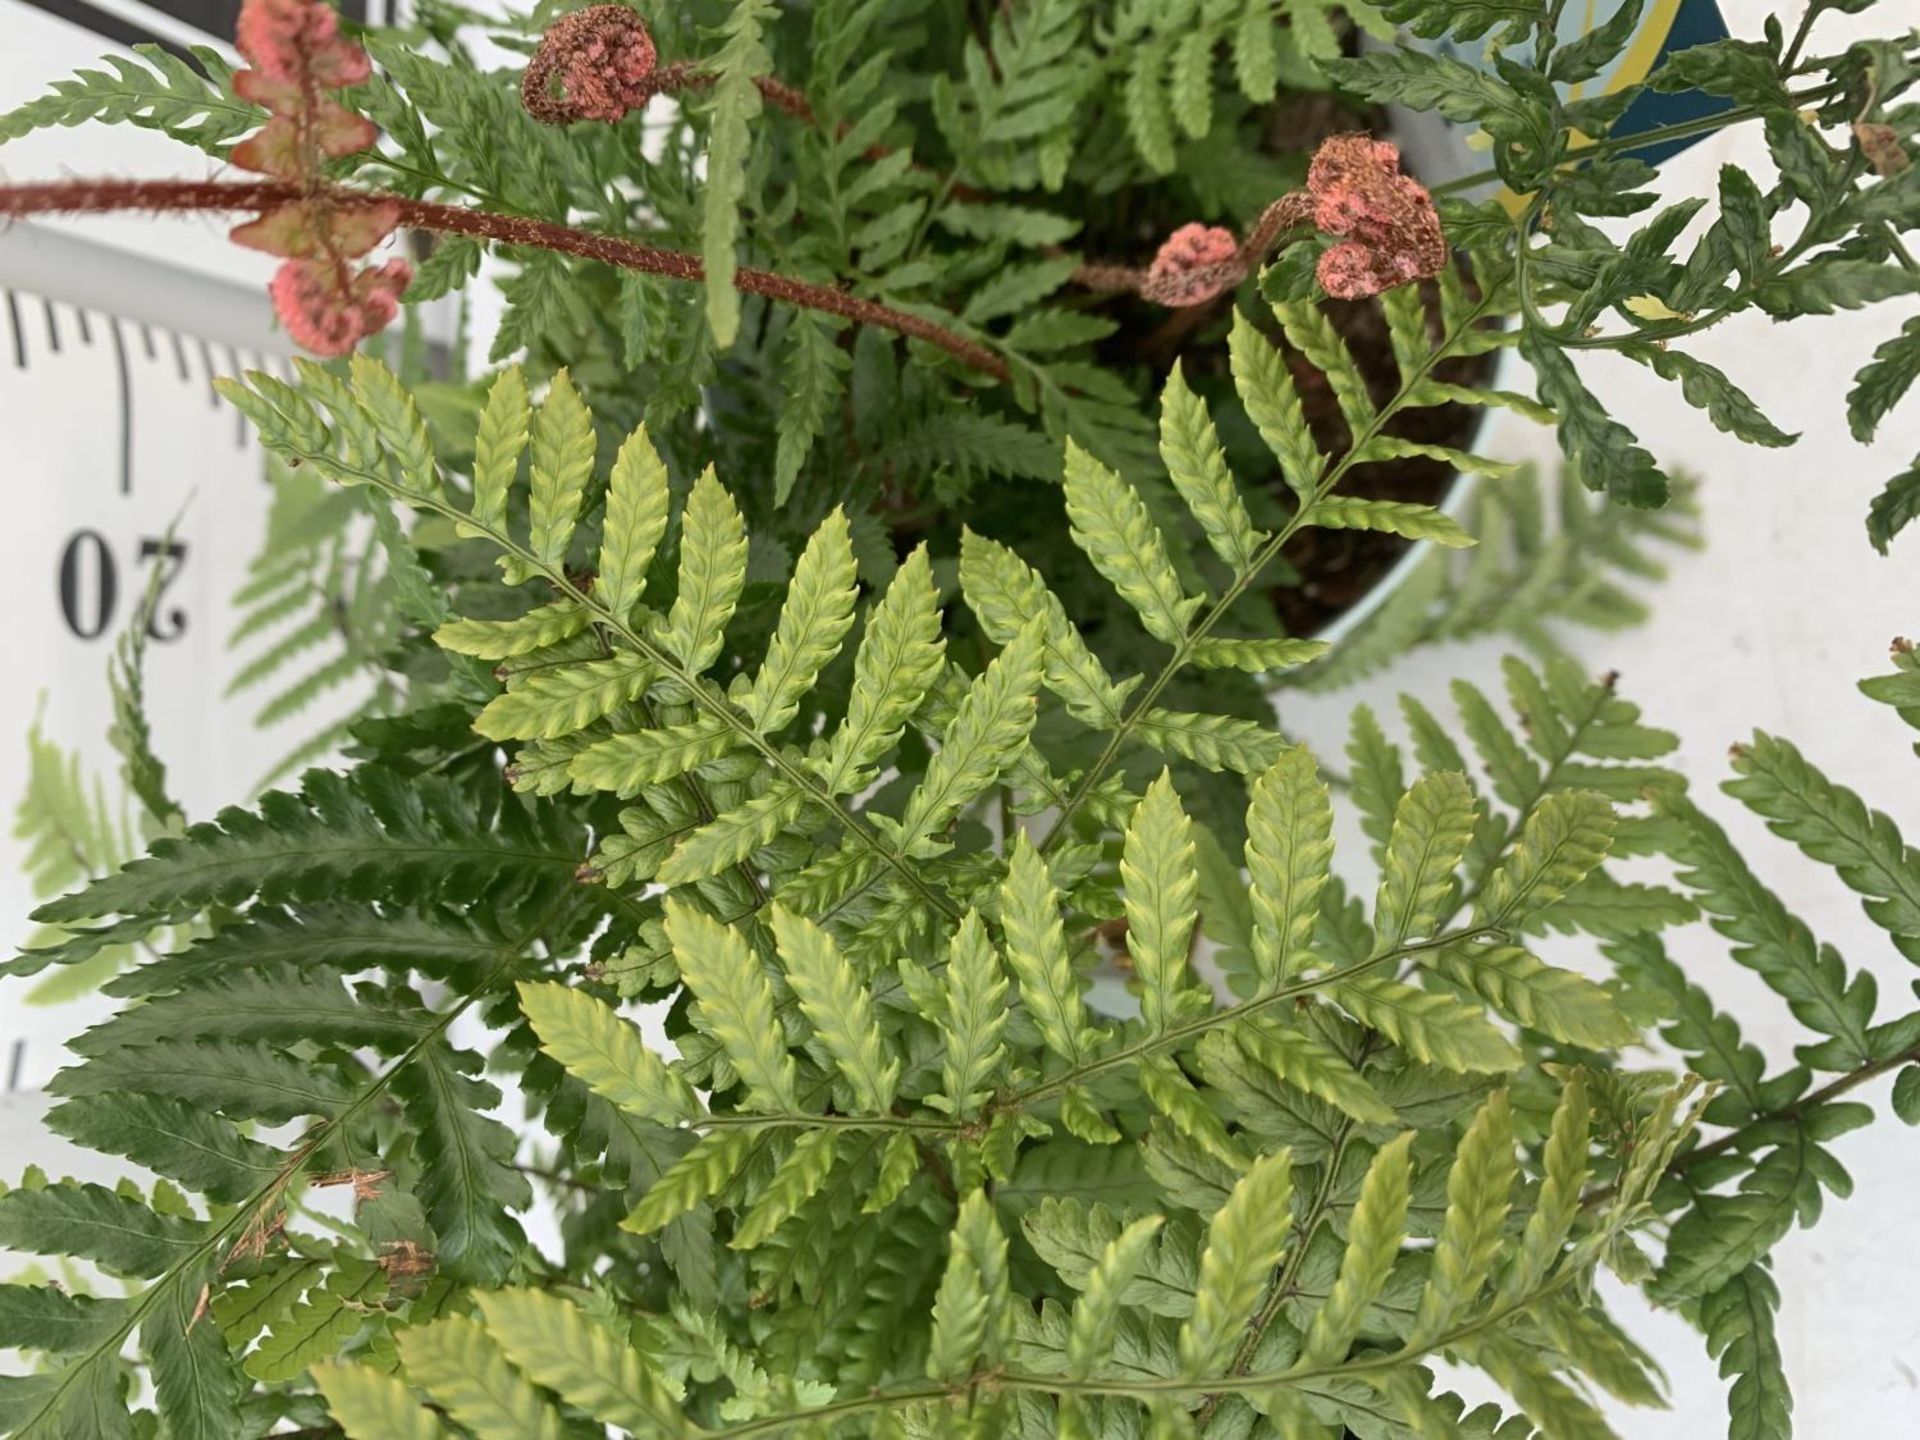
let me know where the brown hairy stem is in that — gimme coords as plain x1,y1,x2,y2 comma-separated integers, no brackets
0,177,1009,379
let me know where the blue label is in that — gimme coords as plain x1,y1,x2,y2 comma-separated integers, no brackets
1412,0,1732,164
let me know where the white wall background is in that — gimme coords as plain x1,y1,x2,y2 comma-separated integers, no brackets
2,0,1918,1432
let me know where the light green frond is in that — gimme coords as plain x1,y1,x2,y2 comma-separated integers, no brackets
526,368,595,571
597,422,673,626
655,467,749,675
664,901,797,1111
1246,745,1335,987
1160,366,1264,571
1122,773,1205,1034
1179,1150,1292,1376
1063,439,1197,647
518,981,701,1126
770,903,899,1113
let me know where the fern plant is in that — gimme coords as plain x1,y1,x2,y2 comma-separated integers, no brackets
4,320,1917,1439
6,5,1920,1440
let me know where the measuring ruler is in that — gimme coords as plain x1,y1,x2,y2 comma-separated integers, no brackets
0,219,308,1105
0,0,389,1125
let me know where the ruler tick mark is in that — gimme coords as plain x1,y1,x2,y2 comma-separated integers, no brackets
4,291,22,369
41,299,60,354
75,308,93,346
170,330,189,381
140,323,157,360
110,319,134,496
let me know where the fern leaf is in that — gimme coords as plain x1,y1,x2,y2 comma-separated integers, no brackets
1660,793,1876,1070
897,617,1045,849
1232,0,1280,100
1134,707,1288,775
518,981,701,1126
1333,976,1520,1073
1702,1267,1793,1440
1231,311,1321,502
819,546,946,795
22,765,605,958
1066,1215,1168,1378
313,1364,456,1440
143,1273,241,1440
622,1129,755,1236
0,45,259,153
934,911,1011,1119
1278,300,1374,436
43,1094,281,1206
398,1316,562,1440
1356,434,1520,478
569,719,736,797
732,1130,840,1249
212,1259,321,1349
1221,1017,1396,1126
959,530,1132,728
392,1040,531,1284
465,368,531,542
1168,27,1214,138
525,368,594,571
476,1290,684,1434
246,1260,385,1382
1430,943,1636,1049
1374,772,1477,950
1123,773,1206,1033
745,508,860,735
1161,367,1264,571
1477,1332,1619,1440
0,1285,125,1355
434,602,589,659
702,0,776,345
1179,1150,1294,1376
1410,1091,1515,1345
927,1191,1012,1379
1728,731,1920,965
1479,790,1617,926
1246,745,1335,987
657,784,810,886
655,467,750,674
597,422,673,625
474,653,653,742
50,1039,358,1124
1123,45,1176,174
775,315,850,505
1189,637,1330,673
664,900,798,1109
1308,496,1476,548
1140,1052,1245,1168
349,354,437,495
0,1182,199,1278
1347,703,1406,862
863,1131,920,1214
1063,440,1197,647
771,903,899,1112
1002,836,1100,1068
1502,1070,1590,1301
1301,1133,1413,1364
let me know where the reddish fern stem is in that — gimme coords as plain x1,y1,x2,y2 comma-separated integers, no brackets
0,177,1009,379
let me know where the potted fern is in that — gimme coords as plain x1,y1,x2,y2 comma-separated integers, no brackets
4,2,1920,1438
